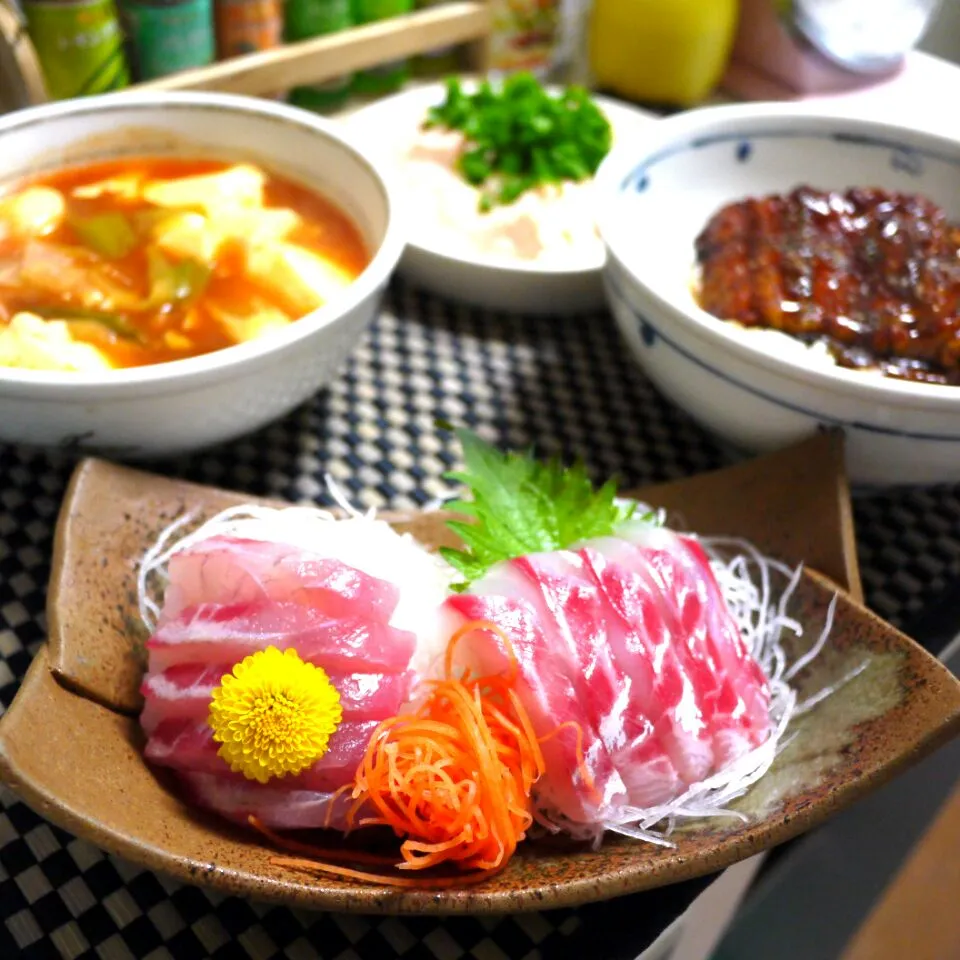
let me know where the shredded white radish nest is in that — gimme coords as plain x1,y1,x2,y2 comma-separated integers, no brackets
136,488,858,850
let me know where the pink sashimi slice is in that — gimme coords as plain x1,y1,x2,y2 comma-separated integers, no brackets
145,717,378,792
176,772,360,831
588,528,771,782
578,540,717,786
444,591,627,825
146,599,416,674
477,552,691,811
442,526,774,827
160,536,400,626
478,553,626,735
139,664,414,734
611,527,770,734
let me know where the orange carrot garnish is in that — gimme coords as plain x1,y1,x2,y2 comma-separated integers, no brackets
248,817,397,866
270,855,502,888
348,620,545,874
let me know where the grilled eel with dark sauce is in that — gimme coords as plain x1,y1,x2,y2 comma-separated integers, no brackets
695,186,960,385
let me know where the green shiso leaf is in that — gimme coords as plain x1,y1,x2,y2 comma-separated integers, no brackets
439,427,657,590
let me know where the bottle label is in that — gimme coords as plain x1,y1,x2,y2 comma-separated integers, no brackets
23,0,130,99
123,0,216,80
215,0,282,58
489,0,559,74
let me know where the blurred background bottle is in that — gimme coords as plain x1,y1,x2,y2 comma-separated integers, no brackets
285,0,354,111
588,0,738,105
121,0,215,81
411,0,459,77
22,0,129,98
350,0,412,95
487,0,561,77
214,0,281,59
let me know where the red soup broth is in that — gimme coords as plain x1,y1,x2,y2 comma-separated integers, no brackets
0,157,370,369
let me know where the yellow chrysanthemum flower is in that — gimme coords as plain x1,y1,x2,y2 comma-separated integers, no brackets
208,646,342,783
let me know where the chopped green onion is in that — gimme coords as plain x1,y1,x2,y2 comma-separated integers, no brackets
66,210,137,259
424,73,613,213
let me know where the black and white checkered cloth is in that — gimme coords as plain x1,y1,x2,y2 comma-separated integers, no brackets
2,282,959,959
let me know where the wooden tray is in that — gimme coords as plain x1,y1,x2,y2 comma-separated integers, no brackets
1,1,488,109
134,2,490,97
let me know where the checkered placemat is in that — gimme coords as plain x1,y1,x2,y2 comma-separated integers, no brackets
2,281,959,960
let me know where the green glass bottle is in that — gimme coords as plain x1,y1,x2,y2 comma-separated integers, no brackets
120,0,216,82
23,0,130,99
351,0,412,95
285,0,353,111
412,0,459,77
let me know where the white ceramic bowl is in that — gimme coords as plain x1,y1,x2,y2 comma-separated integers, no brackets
596,103,960,488
342,83,656,315
0,92,405,458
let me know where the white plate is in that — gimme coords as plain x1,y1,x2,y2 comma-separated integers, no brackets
341,81,657,315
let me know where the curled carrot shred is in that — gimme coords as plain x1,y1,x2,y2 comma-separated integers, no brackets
248,817,397,866
350,622,545,874
538,718,598,798
270,855,502,888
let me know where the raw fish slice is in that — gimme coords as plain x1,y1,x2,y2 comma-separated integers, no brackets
589,530,771,782
675,536,770,727
147,599,416,674
444,592,626,825
617,523,769,703
712,727,759,770
177,772,358,831
161,536,399,625
486,553,625,734
587,539,725,782
615,730,685,808
145,718,378,792
579,541,715,786
481,553,686,810
614,527,770,734
140,664,414,734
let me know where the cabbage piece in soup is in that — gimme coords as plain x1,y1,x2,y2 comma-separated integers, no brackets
0,158,370,372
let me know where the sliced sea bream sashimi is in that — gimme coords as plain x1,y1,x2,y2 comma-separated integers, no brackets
177,772,359,830
140,664,414,734
600,522,771,764
160,536,401,626
445,590,627,825
145,718,379,791
146,599,417,673
443,523,773,831
138,522,445,832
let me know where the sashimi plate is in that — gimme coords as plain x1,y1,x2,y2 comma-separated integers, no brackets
1,432,959,914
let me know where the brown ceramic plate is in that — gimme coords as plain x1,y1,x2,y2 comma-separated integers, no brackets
1,433,958,914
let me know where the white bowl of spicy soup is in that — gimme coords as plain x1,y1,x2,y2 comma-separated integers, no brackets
0,92,405,458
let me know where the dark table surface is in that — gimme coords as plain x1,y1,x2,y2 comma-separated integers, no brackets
2,281,959,960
